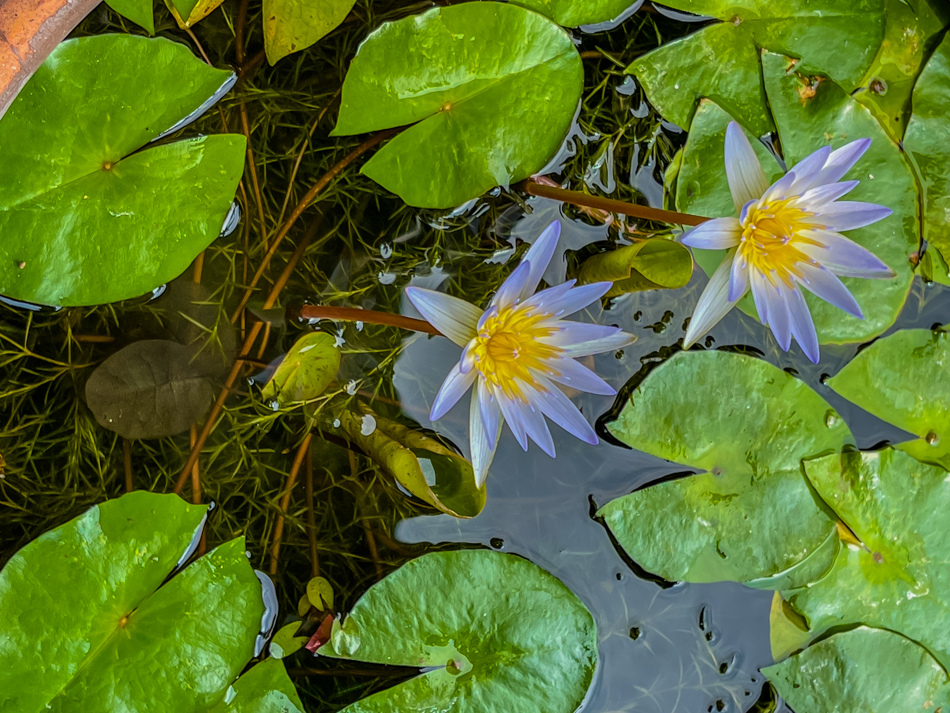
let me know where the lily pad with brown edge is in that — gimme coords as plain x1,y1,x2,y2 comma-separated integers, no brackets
786,448,950,669
577,238,693,296
0,34,245,307
828,328,950,469
626,0,885,136
763,627,950,713
0,491,303,712
338,407,485,518
330,2,583,208
318,550,597,713
598,350,852,585
165,0,225,28
262,332,341,407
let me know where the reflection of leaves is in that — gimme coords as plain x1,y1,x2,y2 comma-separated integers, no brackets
764,627,950,713
600,351,851,584
321,550,597,713
0,492,301,711
263,0,357,64
578,239,693,296
339,408,485,518
262,332,341,406
331,3,582,208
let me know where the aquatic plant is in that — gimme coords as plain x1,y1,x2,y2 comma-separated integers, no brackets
406,222,634,485
681,121,895,362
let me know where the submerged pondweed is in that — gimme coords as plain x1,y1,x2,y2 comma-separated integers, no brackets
682,121,895,362
406,222,635,485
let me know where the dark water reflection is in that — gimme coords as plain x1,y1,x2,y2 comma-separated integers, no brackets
390,216,950,713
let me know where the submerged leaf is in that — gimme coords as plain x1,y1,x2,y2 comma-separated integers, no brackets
320,550,597,713
0,35,244,306
599,351,852,584
764,627,950,713
338,408,485,518
263,0,357,63
331,3,582,208
577,238,693,295
512,0,637,27
262,332,341,406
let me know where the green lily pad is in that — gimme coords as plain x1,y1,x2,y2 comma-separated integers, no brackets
106,0,155,33
599,351,852,584
166,0,224,27
921,247,950,287
0,491,298,710
264,0,357,64
209,659,304,712
675,53,917,346
853,0,949,141
319,550,597,713
763,627,950,713
787,449,950,668
0,34,245,306
338,408,485,519
905,32,950,264
331,3,582,208
577,238,693,296
627,0,885,135
828,328,950,469
269,623,309,661
262,332,341,406
512,0,635,27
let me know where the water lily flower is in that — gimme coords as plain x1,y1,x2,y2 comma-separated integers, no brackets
682,121,895,363
405,222,635,486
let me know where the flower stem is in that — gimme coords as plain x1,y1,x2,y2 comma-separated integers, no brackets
520,179,709,227
298,305,442,336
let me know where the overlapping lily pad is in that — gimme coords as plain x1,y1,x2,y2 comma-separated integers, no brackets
577,238,693,295
828,328,950,469
513,0,636,27
764,627,950,712
785,449,950,669
0,491,301,711
599,350,852,584
331,2,583,208
0,34,245,306
627,0,885,135
319,550,597,712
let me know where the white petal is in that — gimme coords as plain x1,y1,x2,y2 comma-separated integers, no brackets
762,170,798,203
533,282,611,318
492,260,531,309
683,250,741,348
786,288,819,364
787,145,832,195
556,330,637,358
430,363,477,421
545,357,616,396
812,138,871,186
405,287,480,347
478,379,501,451
680,218,743,250
764,282,792,351
725,122,769,212
518,222,561,300
727,253,750,302
469,390,498,487
795,263,863,318
512,384,556,457
749,269,771,326
497,392,530,450
539,321,624,346
811,201,893,232
797,229,895,278
798,180,858,208
531,376,598,445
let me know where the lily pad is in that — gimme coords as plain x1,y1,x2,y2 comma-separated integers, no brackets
264,0,357,64
787,449,950,668
262,332,341,406
828,328,950,469
208,659,304,712
577,238,693,295
0,491,298,711
166,0,224,28
905,32,950,264
599,350,852,584
338,408,485,519
0,34,245,306
512,0,636,27
331,3,583,208
319,550,597,713
627,0,885,135
106,0,155,32
763,627,950,713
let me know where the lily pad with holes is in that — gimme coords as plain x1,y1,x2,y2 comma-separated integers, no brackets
0,491,302,711
512,0,637,27
627,0,885,135
0,34,245,306
763,627,950,713
577,238,693,295
598,351,852,584
331,2,583,208
319,550,597,713
828,328,950,469
786,449,950,669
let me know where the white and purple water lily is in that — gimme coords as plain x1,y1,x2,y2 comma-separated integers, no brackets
405,222,635,487
682,121,896,363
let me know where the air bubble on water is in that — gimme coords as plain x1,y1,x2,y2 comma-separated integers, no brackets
346,380,358,395
360,414,377,436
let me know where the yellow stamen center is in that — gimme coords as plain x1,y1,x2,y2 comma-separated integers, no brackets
469,304,561,402
738,197,822,287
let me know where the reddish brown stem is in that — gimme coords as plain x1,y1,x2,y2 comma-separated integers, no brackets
123,439,133,493
520,179,708,227
305,455,320,578
298,305,441,336
269,433,314,575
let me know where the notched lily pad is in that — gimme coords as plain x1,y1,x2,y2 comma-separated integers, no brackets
331,3,583,208
0,34,245,306
319,550,597,713
599,351,852,584
262,332,341,406
577,238,693,295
